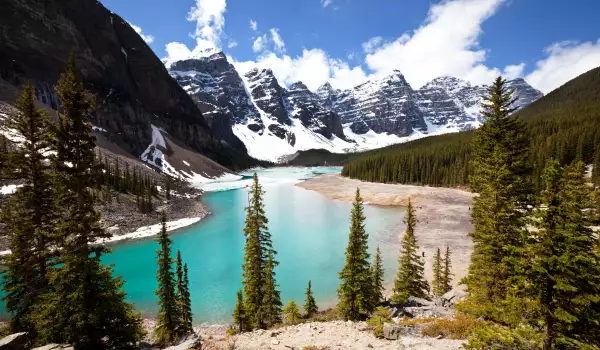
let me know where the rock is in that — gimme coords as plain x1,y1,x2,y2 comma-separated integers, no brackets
32,345,74,350
405,296,433,307
382,323,413,340
0,332,29,350
441,285,469,307
270,339,280,345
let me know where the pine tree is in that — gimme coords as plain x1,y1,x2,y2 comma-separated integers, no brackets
370,247,385,305
461,76,532,322
260,251,282,327
303,280,318,318
33,53,143,349
532,160,600,348
593,146,600,187
154,212,180,344
431,248,443,297
233,290,248,333
282,300,301,325
1,83,56,335
181,264,193,335
337,188,373,320
392,199,429,304
174,250,193,336
441,246,453,295
241,173,280,329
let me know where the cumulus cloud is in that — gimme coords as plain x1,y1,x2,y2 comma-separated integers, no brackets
252,35,268,53
503,63,526,80
163,0,226,64
525,39,600,93
249,19,258,31
128,22,154,44
364,0,510,88
228,40,238,48
362,36,383,54
270,28,285,53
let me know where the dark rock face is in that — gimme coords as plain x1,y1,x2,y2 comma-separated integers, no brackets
317,70,427,136
244,68,290,126
286,81,344,139
0,0,257,170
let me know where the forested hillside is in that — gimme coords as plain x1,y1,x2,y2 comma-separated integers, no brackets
342,66,600,189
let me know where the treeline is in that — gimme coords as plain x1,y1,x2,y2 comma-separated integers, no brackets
342,66,600,189
0,55,196,348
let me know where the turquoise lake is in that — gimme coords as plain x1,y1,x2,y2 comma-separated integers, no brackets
2,168,405,323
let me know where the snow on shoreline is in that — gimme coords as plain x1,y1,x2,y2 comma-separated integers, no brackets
0,217,203,256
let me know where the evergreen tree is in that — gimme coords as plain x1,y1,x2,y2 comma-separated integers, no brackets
303,280,318,318
392,199,429,304
33,53,143,349
593,146,600,187
154,212,179,344
174,250,193,336
370,247,385,305
337,188,373,320
232,290,248,333
531,160,600,348
181,264,193,335
282,300,301,325
461,76,532,322
441,246,453,295
1,83,56,335
431,248,443,297
260,251,282,327
241,173,280,329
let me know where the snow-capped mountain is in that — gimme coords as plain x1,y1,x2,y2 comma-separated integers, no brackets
170,52,543,162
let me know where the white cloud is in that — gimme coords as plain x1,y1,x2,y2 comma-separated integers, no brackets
128,22,154,44
270,28,285,53
252,35,268,53
233,49,369,91
228,40,238,48
163,0,226,64
525,39,600,93
364,0,511,88
321,0,333,8
249,19,258,31
503,63,525,80
362,36,383,54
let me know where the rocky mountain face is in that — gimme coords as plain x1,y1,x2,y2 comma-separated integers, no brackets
317,70,427,136
0,0,259,177
170,53,543,161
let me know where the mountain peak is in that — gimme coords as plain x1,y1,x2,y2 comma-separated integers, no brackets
289,81,309,91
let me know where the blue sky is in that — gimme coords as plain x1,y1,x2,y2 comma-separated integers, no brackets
100,0,600,93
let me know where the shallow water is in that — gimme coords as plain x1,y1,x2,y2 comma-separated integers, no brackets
2,168,404,323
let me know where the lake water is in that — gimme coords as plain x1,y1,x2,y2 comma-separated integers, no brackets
2,168,405,323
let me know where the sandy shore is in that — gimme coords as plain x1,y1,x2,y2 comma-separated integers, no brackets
297,173,475,285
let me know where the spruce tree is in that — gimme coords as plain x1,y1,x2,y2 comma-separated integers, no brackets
1,83,56,335
337,188,373,320
232,290,248,333
392,199,429,304
260,251,282,327
241,173,281,329
181,264,193,335
304,280,318,318
282,300,301,325
431,248,443,297
462,76,532,322
175,250,193,336
154,212,180,344
371,247,385,305
33,54,143,349
532,160,600,348
441,246,453,295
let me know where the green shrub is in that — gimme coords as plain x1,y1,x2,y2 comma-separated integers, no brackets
366,306,392,338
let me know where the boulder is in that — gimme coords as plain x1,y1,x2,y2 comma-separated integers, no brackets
382,323,413,340
0,332,29,350
32,345,74,350
441,285,469,307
